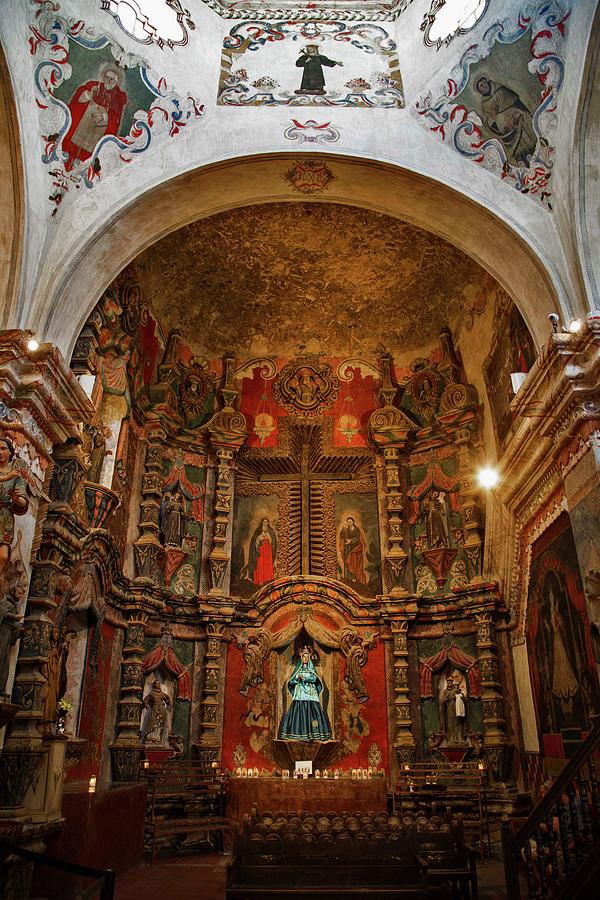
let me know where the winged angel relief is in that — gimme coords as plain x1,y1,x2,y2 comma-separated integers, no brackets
28,0,204,214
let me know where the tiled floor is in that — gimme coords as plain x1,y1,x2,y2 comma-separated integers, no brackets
114,852,510,899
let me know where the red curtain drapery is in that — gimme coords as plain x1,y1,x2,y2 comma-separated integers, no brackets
419,645,481,697
142,645,192,700
407,464,463,524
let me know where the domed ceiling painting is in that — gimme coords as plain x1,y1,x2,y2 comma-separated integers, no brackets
132,202,490,359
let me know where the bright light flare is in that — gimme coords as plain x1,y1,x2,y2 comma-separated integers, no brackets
477,466,499,489
568,318,582,334
27,338,39,352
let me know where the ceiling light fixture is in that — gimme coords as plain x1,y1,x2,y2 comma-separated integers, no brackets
477,466,499,489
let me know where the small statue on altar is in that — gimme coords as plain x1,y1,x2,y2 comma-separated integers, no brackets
141,679,171,744
159,491,186,547
440,669,468,745
0,437,29,580
0,562,26,695
41,625,74,733
86,424,112,484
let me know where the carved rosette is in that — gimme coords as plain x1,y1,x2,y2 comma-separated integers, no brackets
206,406,247,597
391,621,415,765
134,418,166,583
197,623,226,760
476,613,509,757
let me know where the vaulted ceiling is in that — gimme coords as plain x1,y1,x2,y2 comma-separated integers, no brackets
132,202,491,359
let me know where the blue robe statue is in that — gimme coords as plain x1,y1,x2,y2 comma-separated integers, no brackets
278,654,332,741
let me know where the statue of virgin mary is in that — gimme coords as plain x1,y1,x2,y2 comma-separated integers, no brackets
278,645,332,741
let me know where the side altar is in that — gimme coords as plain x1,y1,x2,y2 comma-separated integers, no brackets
227,775,388,819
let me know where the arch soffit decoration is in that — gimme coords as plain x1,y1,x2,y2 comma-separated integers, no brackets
574,3,600,312
247,574,377,623
0,44,24,329
35,154,563,356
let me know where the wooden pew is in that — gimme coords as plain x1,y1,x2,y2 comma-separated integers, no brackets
226,809,466,899
141,761,234,864
394,762,490,857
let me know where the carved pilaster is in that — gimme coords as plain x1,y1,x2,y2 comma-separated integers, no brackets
196,623,226,763
391,620,415,766
133,417,165,583
205,406,247,598
9,507,86,743
208,447,234,596
455,427,483,581
475,613,508,748
111,581,164,781
369,362,416,595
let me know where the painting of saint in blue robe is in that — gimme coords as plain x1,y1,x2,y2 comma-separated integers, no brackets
278,645,332,741
295,45,342,97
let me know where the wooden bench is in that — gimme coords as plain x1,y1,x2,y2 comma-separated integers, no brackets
394,763,490,857
415,826,478,899
141,761,234,864
226,809,468,899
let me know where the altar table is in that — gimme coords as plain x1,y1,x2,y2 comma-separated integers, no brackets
227,776,388,820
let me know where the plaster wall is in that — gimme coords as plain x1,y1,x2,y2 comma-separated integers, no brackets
511,639,540,753
0,0,595,355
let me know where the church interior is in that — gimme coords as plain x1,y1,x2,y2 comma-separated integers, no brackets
0,0,600,897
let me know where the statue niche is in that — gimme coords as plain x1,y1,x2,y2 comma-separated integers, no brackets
237,606,378,770
438,667,468,746
419,644,482,752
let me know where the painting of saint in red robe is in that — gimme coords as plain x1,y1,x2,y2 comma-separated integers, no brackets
248,517,277,586
339,516,367,586
62,65,128,170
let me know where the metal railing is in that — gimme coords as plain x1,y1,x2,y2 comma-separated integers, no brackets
0,839,115,900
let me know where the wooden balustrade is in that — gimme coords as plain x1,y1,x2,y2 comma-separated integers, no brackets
502,719,600,899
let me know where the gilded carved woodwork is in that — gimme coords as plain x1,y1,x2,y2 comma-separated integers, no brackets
237,607,378,703
197,622,227,759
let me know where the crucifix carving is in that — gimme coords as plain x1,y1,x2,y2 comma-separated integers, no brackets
237,422,372,576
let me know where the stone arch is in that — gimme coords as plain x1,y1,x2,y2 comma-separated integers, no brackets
33,154,564,357
0,44,24,329
574,5,600,312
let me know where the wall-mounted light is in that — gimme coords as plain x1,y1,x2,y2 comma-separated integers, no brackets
568,318,582,334
27,338,39,352
477,466,499,489
510,372,527,394
548,313,561,333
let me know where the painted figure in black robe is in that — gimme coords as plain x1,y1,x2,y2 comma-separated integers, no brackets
295,44,342,96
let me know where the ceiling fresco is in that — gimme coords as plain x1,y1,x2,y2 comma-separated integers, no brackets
132,203,490,359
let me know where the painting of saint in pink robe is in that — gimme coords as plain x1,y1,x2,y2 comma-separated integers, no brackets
248,517,277,586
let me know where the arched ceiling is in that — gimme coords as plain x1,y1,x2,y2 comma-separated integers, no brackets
132,201,490,359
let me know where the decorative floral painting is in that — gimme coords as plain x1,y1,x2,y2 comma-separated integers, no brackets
28,2,203,213
218,21,404,108
415,1,569,207
526,514,600,759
